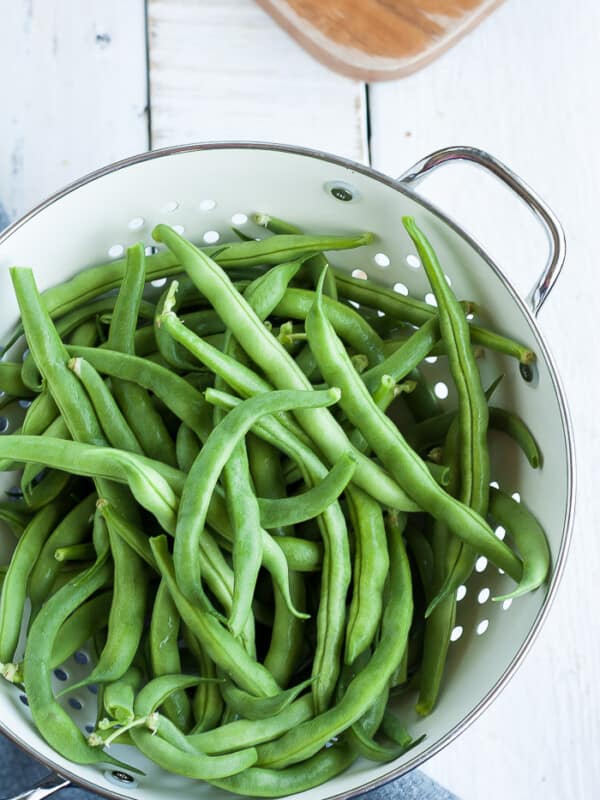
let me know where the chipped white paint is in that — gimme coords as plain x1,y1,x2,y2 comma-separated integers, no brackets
370,1,600,798
0,1,148,224
147,0,368,161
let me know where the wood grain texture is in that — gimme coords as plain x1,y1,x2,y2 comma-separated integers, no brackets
0,1,148,225
147,0,368,162
370,1,600,797
256,0,504,80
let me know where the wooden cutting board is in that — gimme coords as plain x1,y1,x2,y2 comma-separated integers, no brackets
256,0,504,80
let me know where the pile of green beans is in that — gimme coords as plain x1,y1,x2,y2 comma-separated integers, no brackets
0,216,550,796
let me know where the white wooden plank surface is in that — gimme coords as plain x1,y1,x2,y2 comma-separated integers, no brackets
370,2,600,798
147,0,367,162
0,1,148,225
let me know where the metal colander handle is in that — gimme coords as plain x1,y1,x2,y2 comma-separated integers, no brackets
1,774,70,800
398,145,567,317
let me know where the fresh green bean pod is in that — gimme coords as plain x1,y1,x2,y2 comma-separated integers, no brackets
150,579,193,731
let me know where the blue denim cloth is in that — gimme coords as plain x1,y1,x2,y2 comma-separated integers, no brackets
0,733,457,800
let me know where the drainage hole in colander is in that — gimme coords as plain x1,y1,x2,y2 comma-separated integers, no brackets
54,668,68,682
511,492,521,503
351,269,368,280
145,245,159,257
445,274,452,286
0,417,8,433
74,650,90,665
324,181,358,203
231,213,248,225
502,598,513,611
18,399,32,409
425,356,438,364
495,525,506,540
68,697,83,711
489,480,499,489
85,724,95,734
434,382,449,400
107,245,124,259
199,199,217,211
127,217,145,231
466,312,475,321
203,230,220,244
519,363,535,383
393,282,409,296
105,771,137,788
87,684,98,695
476,619,489,635
456,585,467,602
162,200,179,213
347,300,360,310
425,293,437,307
374,253,390,268
478,588,490,604
450,625,463,642
151,277,167,288
406,254,420,269
475,556,488,573
19,694,28,707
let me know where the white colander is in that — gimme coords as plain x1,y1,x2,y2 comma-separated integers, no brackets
0,143,574,800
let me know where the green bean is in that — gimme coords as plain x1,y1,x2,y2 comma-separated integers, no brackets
22,555,136,769
67,345,214,444
66,511,147,692
128,711,257,780
28,493,97,613
258,453,356,529
345,486,390,665
150,579,193,731
0,361,35,397
489,488,550,600
211,740,357,798
255,511,412,768
103,666,144,725
272,289,385,366
0,497,70,662
68,357,144,453
404,217,491,616
306,269,522,582
21,415,72,509
150,535,280,697
68,318,99,348
10,268,106,446
405,526,434,603
50,590,112,669
407,406,542,469
362,316,440,393
220,676,313,721
0,436,179,533
175,423,202,472
183,625,224,733
106,244,177,467
0,502,31,538
174,384,340,611
222,438,265,637
333,269,536,364
153,226,418,513
19,296,156,392
190,694,314,754
22,392,59,436
54,543,96,562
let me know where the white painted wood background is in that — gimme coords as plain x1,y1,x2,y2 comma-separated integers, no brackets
1,1,598,798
